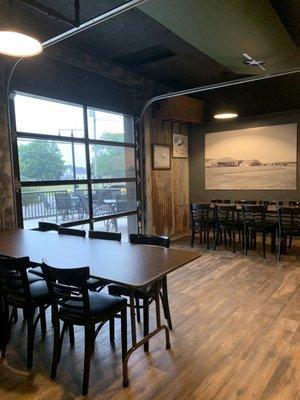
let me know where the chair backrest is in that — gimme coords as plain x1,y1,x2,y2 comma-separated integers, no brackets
58,227,86,237
289,201,300,206
238,200,257,205
278,206,300,231
39,192,52,210
211,199,231,204
190,203,212,224
77,194,89,215
38,222,59,232
242,204,267,224
215,205,237,222
41,263,91,317
259,201,283,206
129,234,170,248
54,191,70,210
0,256,32,302
89,230,121,242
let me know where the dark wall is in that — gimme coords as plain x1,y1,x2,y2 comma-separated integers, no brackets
189,111,300,203
9,56,143,116
196,73,300,122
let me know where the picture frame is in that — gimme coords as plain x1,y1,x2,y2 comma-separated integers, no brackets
152,144,171,170
173,133,188,158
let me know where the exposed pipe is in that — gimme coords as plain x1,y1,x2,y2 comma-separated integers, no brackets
42,0,151,48
140,67,300,119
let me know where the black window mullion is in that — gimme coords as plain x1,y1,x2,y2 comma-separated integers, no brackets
83,105,94,230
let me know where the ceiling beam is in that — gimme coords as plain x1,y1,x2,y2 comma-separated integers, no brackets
44,45,148,87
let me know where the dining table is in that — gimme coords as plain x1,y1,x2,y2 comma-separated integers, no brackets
0,229,200,386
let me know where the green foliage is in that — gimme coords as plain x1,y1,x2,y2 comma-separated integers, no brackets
92,132,129,178
18,140,66,181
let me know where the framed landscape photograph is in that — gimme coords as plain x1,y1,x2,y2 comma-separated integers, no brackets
205,123,297,190
152,144,171,170
173,133,188,158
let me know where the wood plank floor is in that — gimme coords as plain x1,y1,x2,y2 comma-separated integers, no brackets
0,236,299,400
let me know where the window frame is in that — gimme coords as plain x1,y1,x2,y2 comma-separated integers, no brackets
10,91,139,231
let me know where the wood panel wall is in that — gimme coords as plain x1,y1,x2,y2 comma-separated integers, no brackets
144,97,204,236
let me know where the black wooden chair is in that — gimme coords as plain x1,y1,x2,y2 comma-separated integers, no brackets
108,234,172,352
58,227,86,237
211,199,231,204
277,206,300,260
38,221,59,231
89,230,121,242
190,203,215,249
236,200,257,205
41,263,127,396
289,201,300,206
0,256,50,368
242,205,277,258
214,205,243,253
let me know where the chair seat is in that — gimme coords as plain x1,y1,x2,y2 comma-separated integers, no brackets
218,220,243,229
247,222,277,232
28,267,105,290
108,283,154,299
282,225,300,236
194,219,215,228
59,292,127,323
8,280,49,306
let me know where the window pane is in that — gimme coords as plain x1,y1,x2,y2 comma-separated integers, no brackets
87,108,134,143
22,184,89,229
93,215,137,242
17,139,87,182
90,144,135,179
14,94,84,137
91,182,137,218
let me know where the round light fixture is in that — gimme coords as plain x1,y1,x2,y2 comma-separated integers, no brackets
0,31,43,57
213,112,238,120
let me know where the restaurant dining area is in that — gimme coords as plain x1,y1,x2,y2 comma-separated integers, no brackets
0,1,299,400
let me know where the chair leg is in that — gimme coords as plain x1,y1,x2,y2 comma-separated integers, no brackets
262,233,266,258
244,229,249,255
160,277,173,330
143,298,149,352
191,230,195,247
1,301,10,358
26,310,35,369
51,317,61,379
12,307,18,324
214,227,220,250
206,228,210,250
277,235,282,261
109,317,115,344
120,306,127,361
82,326,93,396
135,297,141,323
232,230,236,253
289,235,293,249
40,307,47,339
68,324,75,347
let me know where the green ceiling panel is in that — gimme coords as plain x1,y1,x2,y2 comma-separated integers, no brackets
139,0,300,74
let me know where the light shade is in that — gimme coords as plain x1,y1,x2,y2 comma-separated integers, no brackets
0,31,42,57
214,112,238,120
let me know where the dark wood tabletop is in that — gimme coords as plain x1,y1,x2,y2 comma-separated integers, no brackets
0,229,199,288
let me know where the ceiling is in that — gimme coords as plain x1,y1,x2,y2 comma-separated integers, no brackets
0,0,300,111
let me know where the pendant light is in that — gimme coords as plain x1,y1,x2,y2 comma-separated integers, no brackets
0,2,43,57
214,112,238,120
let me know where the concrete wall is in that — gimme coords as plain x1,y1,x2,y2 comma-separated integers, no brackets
189,111,300,203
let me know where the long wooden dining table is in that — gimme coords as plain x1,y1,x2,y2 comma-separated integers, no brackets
0,229,199,386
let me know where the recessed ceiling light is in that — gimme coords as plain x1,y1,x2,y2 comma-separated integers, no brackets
214,113,238,120
0,31,43,57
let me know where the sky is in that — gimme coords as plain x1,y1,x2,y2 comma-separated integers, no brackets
14,93,126,167
205,123,297,163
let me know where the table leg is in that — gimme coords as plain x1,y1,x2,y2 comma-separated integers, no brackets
122,282,171,388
